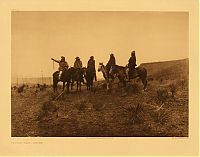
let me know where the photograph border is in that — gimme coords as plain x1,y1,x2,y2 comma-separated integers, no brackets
0,0,199,156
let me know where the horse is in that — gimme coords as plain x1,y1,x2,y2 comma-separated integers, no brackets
70,67,85,92
97,62,111,90
109,65,148,90
83,67,96,90
52,68,73,93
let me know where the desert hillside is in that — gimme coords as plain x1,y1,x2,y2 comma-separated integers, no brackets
140,58,189,80
11,59,189,137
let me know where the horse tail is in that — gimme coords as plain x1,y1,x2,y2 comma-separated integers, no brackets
52,71,59,92
137,67,148,90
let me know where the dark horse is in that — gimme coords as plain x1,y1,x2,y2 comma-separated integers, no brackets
83,67,96,90
53,68,74,93
70,68,85,92
109,65,148,90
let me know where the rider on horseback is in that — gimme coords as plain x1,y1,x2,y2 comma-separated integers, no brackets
127,51,137,80
51,56,69,80
106,53,116,75
87,56,97,81
74,57,85,84
74,56,82,69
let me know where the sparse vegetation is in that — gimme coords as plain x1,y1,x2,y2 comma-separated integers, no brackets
169,83,177,98
17,84,25,93
125,83,140,94
125,103,144,124
11,59,189,137
156,88,168,103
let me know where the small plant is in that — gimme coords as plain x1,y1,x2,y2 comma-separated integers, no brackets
125,103,144,124
176,79,188,89
93,102,104,111
125,83,140,94
75,99,87,112
153,109,168,124
17,84,25,93
180,79,187,89
156,88,168,103
169,83,177,98
78,103,86,111
159,78,163,83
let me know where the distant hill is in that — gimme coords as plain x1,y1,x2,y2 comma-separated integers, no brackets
12,58,189,85
140,58,189,80
12,77,52,86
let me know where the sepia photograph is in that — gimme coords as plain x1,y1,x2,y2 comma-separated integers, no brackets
11,11,189,137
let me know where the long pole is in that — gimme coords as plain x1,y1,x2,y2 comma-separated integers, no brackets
17,76,18,87
41,70,44,84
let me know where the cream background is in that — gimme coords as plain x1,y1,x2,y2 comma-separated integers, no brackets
0,0,199,156
11,11,188,79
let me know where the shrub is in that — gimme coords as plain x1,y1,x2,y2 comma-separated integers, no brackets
151,109,168,124
169,83,177,98
125,103,144,124
17,84,25,93
125,83,140,94
42,100,58,113
156,88,168,103
75,99,87,112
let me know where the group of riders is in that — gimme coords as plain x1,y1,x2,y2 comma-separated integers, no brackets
51,50,137,82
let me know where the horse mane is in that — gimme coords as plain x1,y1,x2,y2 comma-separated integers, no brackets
53,71,59,77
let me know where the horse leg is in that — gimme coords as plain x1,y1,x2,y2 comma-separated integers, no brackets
91,80,93,90
66,82,70,93
63,82,65,91
88,81,90,90
123,80,126,87
79,81,81,92
56,83,58,92
53,81,58,93
86,79,89,90
139,74,147,91
71,80,74,91
76,81,78,91
87,81,89,90
140,69,148,91
142,79,148,91
106,81,109,91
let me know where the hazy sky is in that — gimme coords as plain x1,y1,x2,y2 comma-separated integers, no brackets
11,11,188,78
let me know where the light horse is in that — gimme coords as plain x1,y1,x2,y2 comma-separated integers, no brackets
97,62,111,91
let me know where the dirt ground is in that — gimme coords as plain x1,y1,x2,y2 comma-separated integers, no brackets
11,79,188,137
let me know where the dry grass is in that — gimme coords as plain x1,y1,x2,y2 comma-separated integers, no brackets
11,80,188,137
11,58,189,137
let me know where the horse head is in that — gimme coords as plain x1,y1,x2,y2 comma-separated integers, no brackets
53,71,59,80
81,67,87,77
98,62,104,72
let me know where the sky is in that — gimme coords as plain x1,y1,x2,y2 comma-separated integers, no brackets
11,11,188,79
